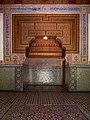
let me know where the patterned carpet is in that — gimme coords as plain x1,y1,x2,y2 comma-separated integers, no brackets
1,105,88,120
0,92,90,120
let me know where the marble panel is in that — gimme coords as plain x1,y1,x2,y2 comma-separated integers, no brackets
23,65,62,85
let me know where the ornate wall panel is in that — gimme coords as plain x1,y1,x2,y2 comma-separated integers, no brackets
12,14,79,53
0,5,89,64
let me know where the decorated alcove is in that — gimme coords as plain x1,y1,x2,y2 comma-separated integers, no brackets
0,4,90,91
23,36,66,86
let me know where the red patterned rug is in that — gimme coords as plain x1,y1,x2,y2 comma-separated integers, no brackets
1,105,88,120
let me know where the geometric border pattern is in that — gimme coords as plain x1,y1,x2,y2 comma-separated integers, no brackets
68,66,77,91
5,13,11,56
15,66,23,91
82,14,87,56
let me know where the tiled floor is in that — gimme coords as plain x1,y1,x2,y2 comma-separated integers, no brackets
0,90,90,119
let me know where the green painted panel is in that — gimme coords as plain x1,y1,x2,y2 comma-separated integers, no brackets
0,67,15,90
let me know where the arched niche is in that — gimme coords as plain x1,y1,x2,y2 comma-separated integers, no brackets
23,36,66,87
25,36,66,59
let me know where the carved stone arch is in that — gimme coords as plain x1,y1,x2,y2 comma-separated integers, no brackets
25,36,66,58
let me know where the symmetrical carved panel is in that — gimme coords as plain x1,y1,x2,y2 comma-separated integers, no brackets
12,14,79,53
25,36,66,58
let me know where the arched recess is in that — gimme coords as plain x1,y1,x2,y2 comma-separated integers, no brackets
23,36,66,90
26,36,66,59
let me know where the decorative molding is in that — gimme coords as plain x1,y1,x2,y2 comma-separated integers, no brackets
82,14,87,56
50,7,80,11
81,7,87,13
69,67,77,90
15,66,23,91
5,13,11,56
10,5,81,13
4,56,11,63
